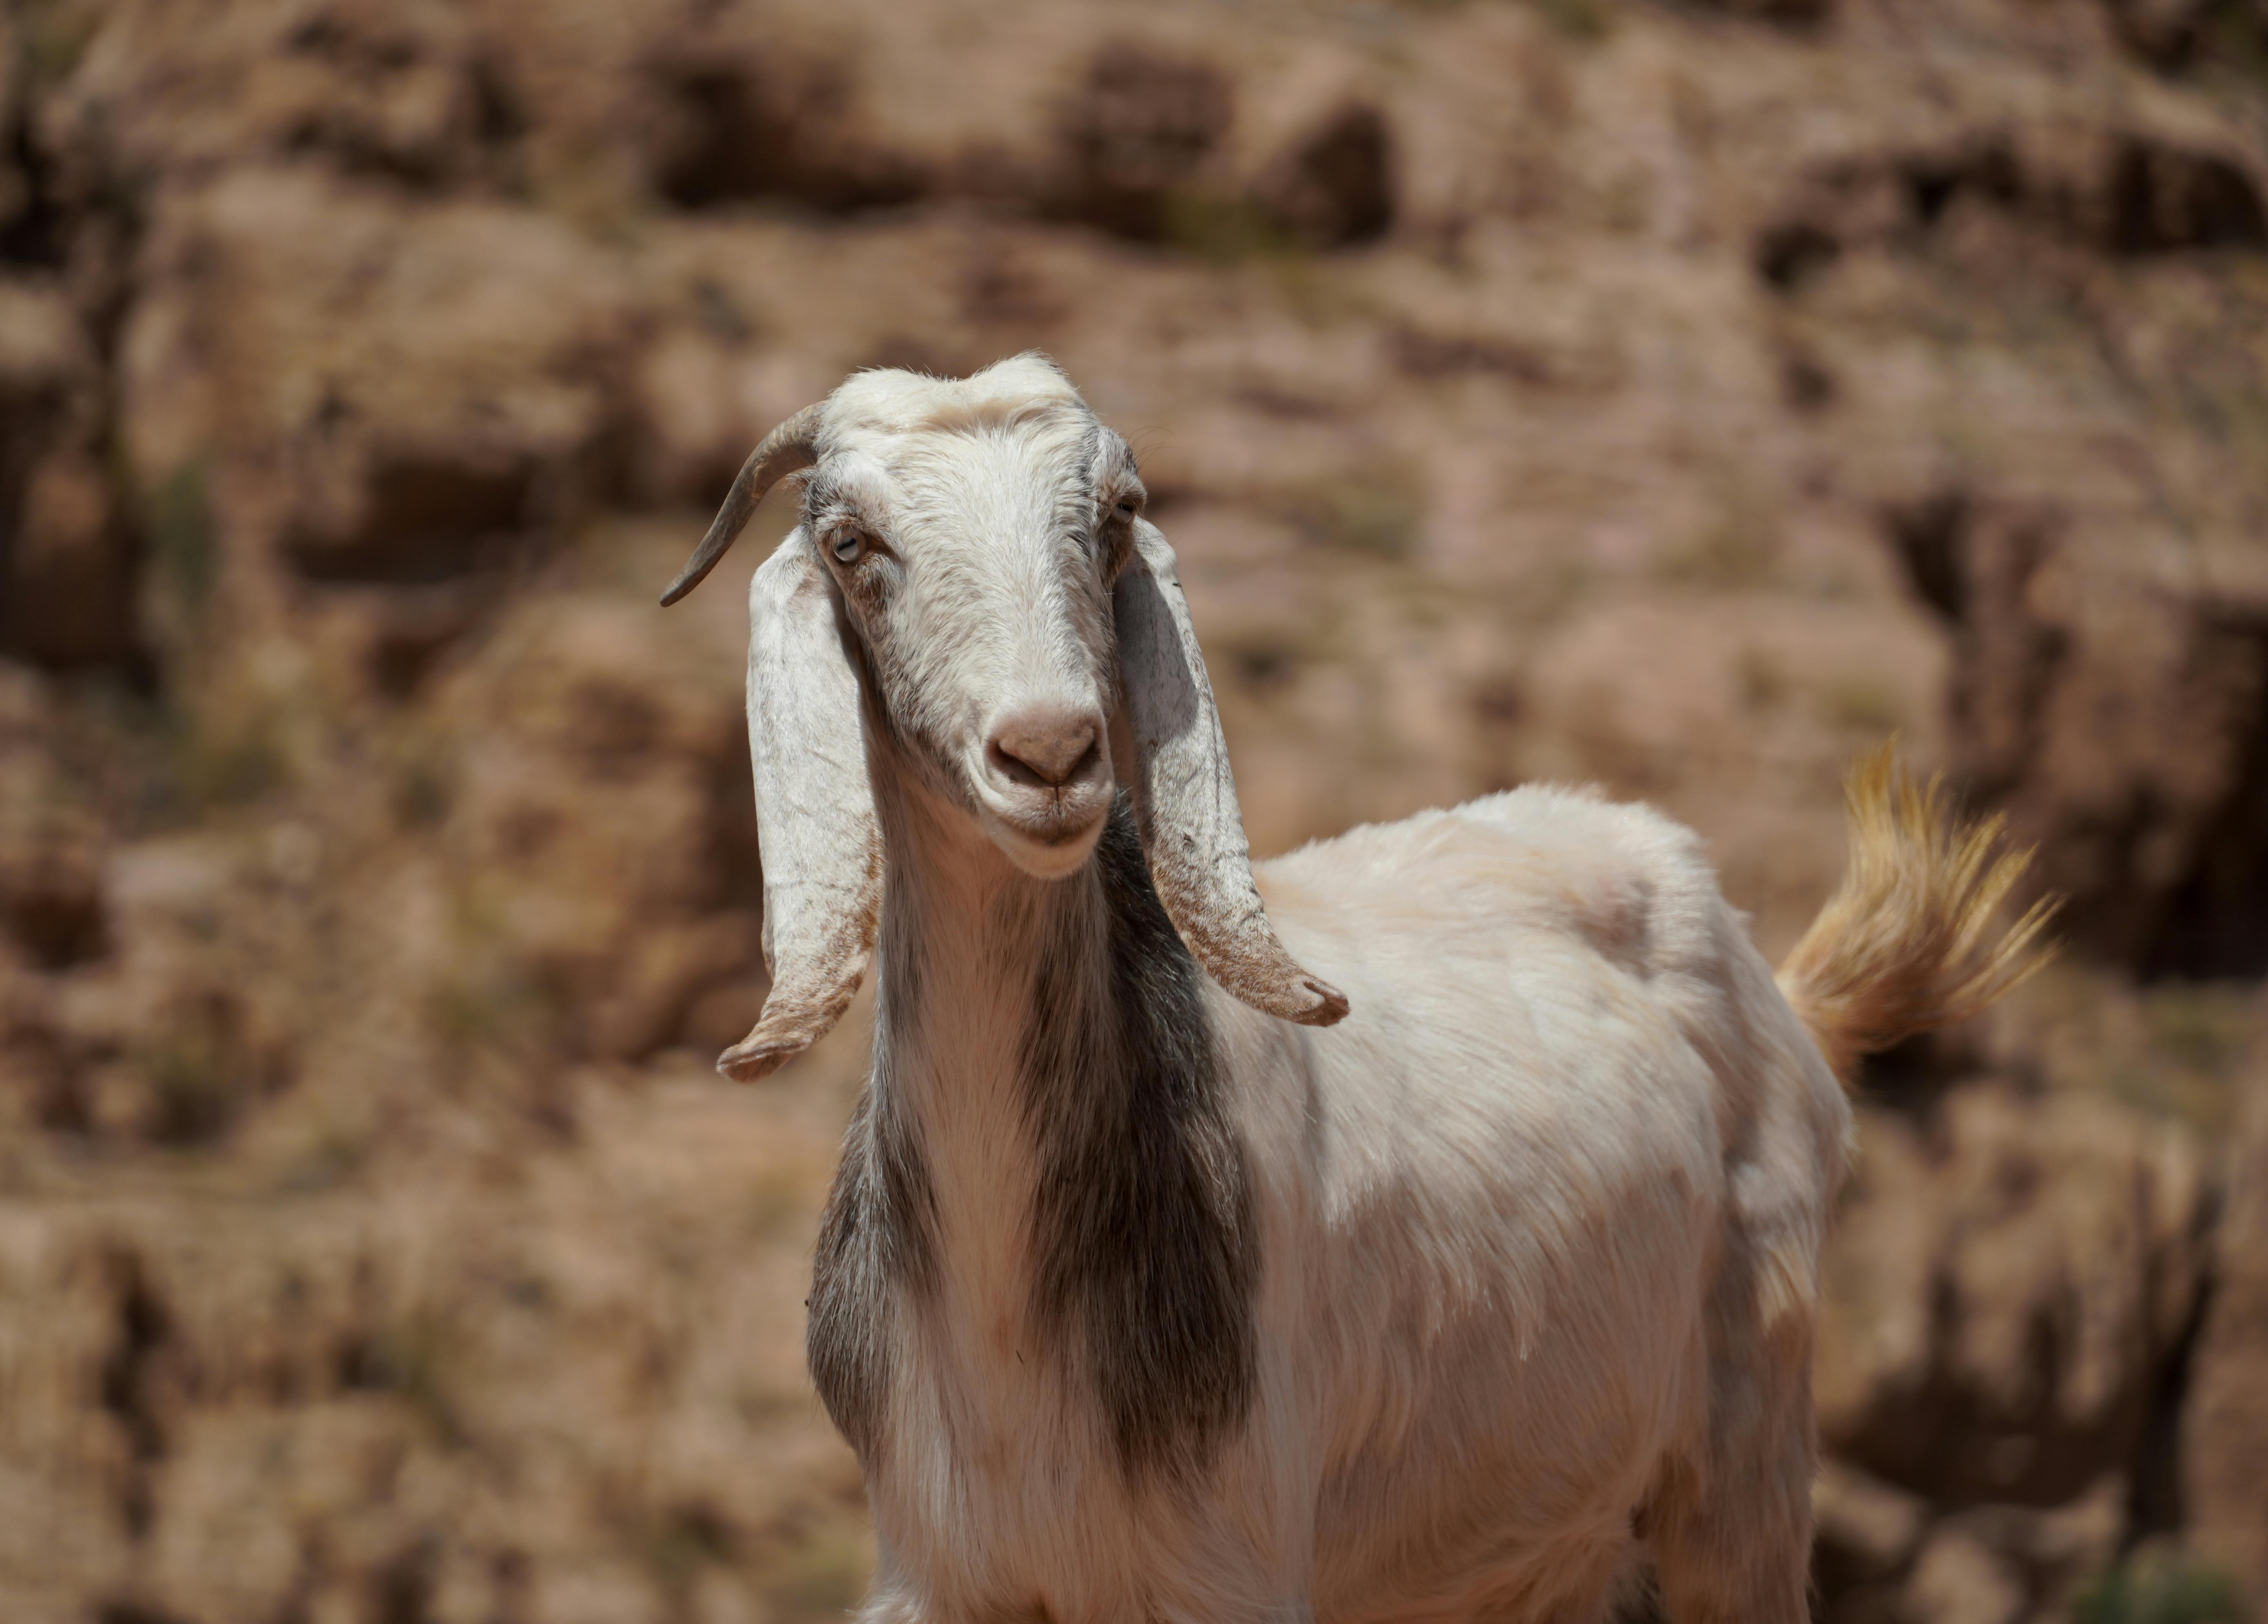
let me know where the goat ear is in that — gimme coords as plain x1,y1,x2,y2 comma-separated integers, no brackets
1115,519,1348,1027
718,531,883,1082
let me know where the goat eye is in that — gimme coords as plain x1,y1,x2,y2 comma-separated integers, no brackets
831,532,864,564
1115,500,1136,516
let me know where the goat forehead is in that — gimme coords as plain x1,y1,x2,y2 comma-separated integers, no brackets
862,420,1099,550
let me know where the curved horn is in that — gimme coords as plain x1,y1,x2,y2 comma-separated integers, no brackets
659,403,826,607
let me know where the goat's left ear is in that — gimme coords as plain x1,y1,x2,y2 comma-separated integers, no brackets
718,531,883,1082
1115,519,1348,1027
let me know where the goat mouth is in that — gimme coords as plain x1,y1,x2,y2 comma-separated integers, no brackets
989,798,1108,846
973,779,1113,875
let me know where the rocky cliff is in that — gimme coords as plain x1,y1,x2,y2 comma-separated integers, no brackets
1,0,2265,1620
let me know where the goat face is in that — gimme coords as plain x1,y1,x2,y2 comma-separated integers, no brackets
805,364,1135,881
660,355,1348,1082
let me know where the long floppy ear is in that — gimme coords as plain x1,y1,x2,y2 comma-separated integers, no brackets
1115,519,1348,1027
717,531,883,1081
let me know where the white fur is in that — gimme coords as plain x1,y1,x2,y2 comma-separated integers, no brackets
694,357,1852,1623
857,790,1845,1623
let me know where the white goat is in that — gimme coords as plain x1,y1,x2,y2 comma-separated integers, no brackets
658,355,2051,1624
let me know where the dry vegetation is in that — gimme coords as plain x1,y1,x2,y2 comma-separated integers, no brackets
0,0,2266,1619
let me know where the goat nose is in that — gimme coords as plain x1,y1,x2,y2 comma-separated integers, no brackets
989,706,1101,789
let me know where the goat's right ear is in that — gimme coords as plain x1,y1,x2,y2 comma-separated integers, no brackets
718,531,883,1083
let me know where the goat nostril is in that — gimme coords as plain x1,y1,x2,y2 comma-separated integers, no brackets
988,713,1101,790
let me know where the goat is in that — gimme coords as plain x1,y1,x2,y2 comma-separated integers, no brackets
658,354,2053,1624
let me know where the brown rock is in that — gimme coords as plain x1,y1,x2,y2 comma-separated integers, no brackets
1887,479,2268,977
1252,103,1396,250
2102,0,2223,66
0,280,135,669
1905,1525,2029,1624
430,590,761,1064
0,833,104,972
639,35,928,214
2183,1033,2268,1604
43,0,526,193
113,168,651,709
1818,1083,2211,1507
1053,42,1232,241
1815,1458,1929,1595
122,170,643,555
1936,1478,2129,1619
2104,138,2268,255
1868,1482,2129,1624
3,447,136,668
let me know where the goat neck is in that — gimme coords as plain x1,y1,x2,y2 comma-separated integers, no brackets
855,752,1263,1486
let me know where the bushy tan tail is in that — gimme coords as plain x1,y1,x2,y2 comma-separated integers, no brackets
1777,745,2059,1087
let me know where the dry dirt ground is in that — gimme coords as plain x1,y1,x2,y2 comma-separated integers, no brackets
2,0,2267,1620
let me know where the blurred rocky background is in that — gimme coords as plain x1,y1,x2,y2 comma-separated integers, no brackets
0,0,2265,1620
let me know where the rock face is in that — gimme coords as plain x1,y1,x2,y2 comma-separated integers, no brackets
1819,1088,2210,1510
0,0,2264,1620
2185,1038,2268,1602
1814,1086,2217,1620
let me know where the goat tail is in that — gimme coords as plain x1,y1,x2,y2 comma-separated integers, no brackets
1776,743,2060,1088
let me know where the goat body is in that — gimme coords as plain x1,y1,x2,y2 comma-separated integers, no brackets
658,356,2051,1624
